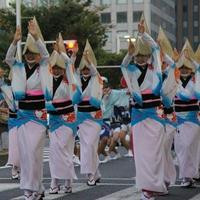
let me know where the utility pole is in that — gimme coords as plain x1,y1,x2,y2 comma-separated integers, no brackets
16,0,22,61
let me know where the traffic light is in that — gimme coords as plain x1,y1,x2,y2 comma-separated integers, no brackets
64,40,77,57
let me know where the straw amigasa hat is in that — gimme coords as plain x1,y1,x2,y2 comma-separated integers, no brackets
157,26,173,58
134,13,151,56
177,39,195,72
139,13,150,34
79,39,97,70
195,44,200,63
23,17,45,55
49,33,66,69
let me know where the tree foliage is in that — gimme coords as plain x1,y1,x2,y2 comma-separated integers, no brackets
96,49,127,88
0,0,107,66
0,0,126,87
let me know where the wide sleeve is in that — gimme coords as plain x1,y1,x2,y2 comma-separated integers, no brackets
140,32,162,95
36,41,53,107
35,38,49,65
193,60,200,99
87,62,98,76
121,51,145,105
6,44,26,100
89,73,103,108
0,85,16,111
5,43,17,67
121,53,133,68
60,52,81,104
161,54,177,108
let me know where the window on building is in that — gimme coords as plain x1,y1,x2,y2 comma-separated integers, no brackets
183,28,188,37
101,13,111,23
183,5,187,12
100,0,111,5
166,21,174,34
151,0,161,8
162,21,167,29
194,36,199,43
151,12,160,26
117,31,129,42
117,12,127,23
133,11,142,22
193,12,199,20
183,21,187,28
133,0,143,3
116,0,127,4
194,5,198,12
194,20,198,27
183,12,187,20
117,30,128,36
194,27,199,35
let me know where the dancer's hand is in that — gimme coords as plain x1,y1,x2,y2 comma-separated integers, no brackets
138,20,145,34
128,38,135,55
13,26,21,45
28,20,39,40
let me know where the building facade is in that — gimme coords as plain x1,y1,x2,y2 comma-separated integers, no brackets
176,0,200,51
93,0,176,53
2,0,177,53
22,0,59,7
0,0,9,8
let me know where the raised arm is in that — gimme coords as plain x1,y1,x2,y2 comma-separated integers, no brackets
121,54,133,68
82,50,98,76
60,51,78,86
5,27,21,67
138,20,157,49
58,35,78,66
60,52,71,65
161,68,178,108
35,39,49,62
121,39,135,68
138,22,161,73
164,54,175,69
0,69,5,87
28,20,49,63
70,42,78,65
59,38,77,82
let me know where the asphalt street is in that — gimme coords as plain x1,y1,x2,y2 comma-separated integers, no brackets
0,147,200,200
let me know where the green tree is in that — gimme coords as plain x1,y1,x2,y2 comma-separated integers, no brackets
96,48,127,88
0,0,127,87
0,0,107,67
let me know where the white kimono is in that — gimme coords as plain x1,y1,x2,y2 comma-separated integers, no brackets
174,62,200,179
5,39,48,193
161,54,178,185
121,32,169,193
0,81,19,168
40,51,77,180
74,63,103,176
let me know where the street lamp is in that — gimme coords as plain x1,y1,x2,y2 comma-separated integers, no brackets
124,35,136,42
116,35,135,54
